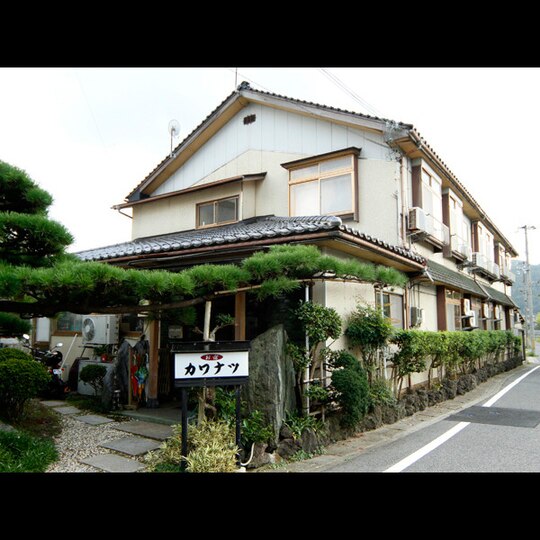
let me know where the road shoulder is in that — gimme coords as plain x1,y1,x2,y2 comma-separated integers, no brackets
262,359,538,473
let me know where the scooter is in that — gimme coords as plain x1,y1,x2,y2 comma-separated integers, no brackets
21,334,70,399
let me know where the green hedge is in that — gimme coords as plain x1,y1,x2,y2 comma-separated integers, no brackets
390,330,521,394
0,348,33,363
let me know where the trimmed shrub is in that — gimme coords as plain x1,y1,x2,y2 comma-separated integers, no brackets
345,305,393,382
328,350,371,430
0,313,32,337
0,348,33,362
389,330,428,395
0,357,50,421
79,364,107,396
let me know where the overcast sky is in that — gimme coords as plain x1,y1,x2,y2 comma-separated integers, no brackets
1,67,539,269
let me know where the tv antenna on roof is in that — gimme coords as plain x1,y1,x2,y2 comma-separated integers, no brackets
168,119,180,157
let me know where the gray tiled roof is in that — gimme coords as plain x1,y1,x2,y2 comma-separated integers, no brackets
338,224,425,264
426,260,515,306
479,283,518,308
75,215,425,265
426,260,487,297
76,215,341,262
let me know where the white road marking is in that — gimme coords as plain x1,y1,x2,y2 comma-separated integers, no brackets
384,365,540,473
482,365,540,407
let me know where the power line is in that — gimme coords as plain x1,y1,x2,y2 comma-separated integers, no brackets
319,68,383,118
227,68,273,93
72,69,109,156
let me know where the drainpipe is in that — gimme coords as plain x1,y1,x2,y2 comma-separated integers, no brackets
304,284,310,416
400,155,409,247
377,285,388,380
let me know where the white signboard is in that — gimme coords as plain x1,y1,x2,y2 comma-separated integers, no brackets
174,350,249,381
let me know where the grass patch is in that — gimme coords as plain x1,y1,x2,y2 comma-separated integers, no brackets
0,429,58,472
0,399,61,472
9,399,62,439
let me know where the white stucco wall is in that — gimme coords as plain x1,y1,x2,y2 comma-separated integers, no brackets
353,158,401,245
132,182,244,239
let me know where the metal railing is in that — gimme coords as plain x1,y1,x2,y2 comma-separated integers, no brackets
409,207,449,245
472,252,500,278
450,235,472,260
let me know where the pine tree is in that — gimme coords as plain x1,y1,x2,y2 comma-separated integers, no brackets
0,160,73,336
0,160,408,326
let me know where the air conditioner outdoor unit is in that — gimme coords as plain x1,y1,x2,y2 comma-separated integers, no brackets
410,306,424,327
464,312,478,329
82,315,119,345
461,298,471,313
408,207,426,232
494,306,501,320
481,303,490,319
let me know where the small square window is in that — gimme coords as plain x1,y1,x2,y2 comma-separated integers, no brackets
198,203,215,227
216,198,236,223
197,197,238,228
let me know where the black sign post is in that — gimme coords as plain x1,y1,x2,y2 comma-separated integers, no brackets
172,341,250,471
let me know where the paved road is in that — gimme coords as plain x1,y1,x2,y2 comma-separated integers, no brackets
332,362,540,472
274,359,540,473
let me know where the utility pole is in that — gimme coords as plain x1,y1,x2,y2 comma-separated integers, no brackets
519,225,536,354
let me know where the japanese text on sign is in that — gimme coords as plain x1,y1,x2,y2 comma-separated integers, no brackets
174,350,249,381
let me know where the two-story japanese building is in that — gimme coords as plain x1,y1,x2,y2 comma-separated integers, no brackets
61,81,518,402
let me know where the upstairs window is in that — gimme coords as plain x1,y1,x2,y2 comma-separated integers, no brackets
196,196,238,228
476,222,494,260
421,169,443,225
283,149,359,218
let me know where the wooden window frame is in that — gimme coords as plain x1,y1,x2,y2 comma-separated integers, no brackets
196,195,239,229
287,151,358,219
375,290,404,329
444,289,462,331
421,168,443,218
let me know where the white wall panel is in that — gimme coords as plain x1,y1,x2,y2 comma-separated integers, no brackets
315,119,332,155
287,112,303,154
300,115,317,154
153,102,388,198
331,122,348,151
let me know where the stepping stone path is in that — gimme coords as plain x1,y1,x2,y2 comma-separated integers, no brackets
75,415,114,426
80,454,145,473
100,436,162,456
41,400,172,473
52,406,81,415
114,421,173,440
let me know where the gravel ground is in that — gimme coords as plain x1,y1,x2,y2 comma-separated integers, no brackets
46,414,148,473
